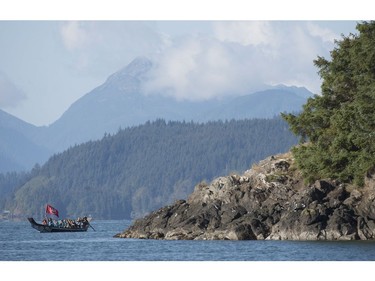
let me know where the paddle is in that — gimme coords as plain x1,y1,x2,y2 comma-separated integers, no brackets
81,216,95,231
88,222,96,231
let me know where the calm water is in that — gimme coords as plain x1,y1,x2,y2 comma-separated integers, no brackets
1,220,375,261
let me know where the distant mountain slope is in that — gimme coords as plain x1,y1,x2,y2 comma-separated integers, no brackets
45,57,218,151
200,89,309,121
270,84,314,99
6,118,298,220
43,57,313,152
0,109,51,173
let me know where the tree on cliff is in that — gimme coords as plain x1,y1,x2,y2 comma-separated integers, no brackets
282,21,375,186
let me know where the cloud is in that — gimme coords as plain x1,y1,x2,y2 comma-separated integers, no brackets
143,21,337,99
213,21,275,46
306,22,339,43
143,36,263,101
59,21,167,77
58,21,340,101
0,72,27,108
60,21,89,51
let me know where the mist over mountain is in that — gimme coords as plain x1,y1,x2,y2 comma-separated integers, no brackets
1,57,313,172
41,57,313,152
44,57,221,151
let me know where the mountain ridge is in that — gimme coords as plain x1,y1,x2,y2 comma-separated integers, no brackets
42,57,314,152
0,57,313,172
0,109,51,172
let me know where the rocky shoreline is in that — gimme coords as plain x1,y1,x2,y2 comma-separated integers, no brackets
114,152,375,240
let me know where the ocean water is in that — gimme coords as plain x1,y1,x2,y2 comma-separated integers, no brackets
1,220,375,261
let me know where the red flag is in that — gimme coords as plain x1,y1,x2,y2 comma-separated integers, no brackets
46,204,59,217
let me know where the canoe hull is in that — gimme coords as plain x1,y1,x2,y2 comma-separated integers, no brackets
27,217,89,233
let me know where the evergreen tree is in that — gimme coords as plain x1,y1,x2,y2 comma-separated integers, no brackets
282,21,375,186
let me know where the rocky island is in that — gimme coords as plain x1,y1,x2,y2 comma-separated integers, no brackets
114,152,375,240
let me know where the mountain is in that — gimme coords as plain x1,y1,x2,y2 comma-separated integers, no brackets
0,109,51,173
42,57,313,152
44,57,219,151
199,88,310,121
3,118,299,220
0,57,313,171
270,84,314,99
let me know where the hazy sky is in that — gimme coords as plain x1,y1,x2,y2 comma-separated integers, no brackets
0,2,361,126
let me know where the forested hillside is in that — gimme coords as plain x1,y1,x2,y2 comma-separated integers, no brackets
1,118,298,220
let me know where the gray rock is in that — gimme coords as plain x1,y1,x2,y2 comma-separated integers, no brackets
115,152,375,240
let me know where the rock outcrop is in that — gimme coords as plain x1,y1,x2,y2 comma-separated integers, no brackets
114,152,375,240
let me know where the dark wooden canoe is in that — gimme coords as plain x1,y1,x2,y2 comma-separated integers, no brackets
27,217,89,233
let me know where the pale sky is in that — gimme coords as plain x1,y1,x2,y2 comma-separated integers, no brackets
0,1,363,126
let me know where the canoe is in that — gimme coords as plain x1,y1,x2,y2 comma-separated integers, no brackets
27,217,90,233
